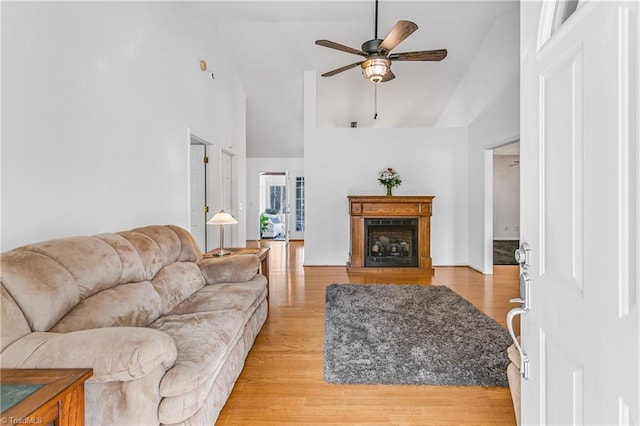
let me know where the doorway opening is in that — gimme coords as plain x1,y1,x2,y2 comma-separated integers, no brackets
259,172,288,242
492,141,520,266
257,171,305,242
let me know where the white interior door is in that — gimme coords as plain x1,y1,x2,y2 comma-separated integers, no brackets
221,150,235,246
189,144,206,251
519,1,639,423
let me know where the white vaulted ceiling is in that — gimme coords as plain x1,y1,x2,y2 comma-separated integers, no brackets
188,1,519,158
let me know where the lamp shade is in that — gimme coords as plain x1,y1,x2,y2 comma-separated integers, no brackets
207,210,238,225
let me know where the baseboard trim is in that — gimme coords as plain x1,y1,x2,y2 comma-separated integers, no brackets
467,263,486,274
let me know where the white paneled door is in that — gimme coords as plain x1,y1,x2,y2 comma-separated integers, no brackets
190,144,207,251
519,1,639,424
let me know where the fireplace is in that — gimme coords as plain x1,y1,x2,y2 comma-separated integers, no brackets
365,218,418,267
347,195,434,273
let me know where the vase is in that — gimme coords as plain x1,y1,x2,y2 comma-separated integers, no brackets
386,186,393,196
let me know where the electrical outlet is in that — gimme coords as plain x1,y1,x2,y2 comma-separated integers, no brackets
505,226,508,231
516,225,519,232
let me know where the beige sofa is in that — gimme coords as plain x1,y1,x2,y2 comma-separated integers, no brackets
0,225,268,425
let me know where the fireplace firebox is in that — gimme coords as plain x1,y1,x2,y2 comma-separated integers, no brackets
365,218,418,267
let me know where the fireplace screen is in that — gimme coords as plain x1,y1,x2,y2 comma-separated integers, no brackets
364,218,418,267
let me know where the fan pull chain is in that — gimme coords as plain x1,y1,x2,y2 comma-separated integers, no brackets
374,83,378,119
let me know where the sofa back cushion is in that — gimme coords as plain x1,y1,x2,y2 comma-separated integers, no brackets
50,281,164,332
150,263,206,315
164,225,203,263
23,236,139,299
94,233,148,285
0,285,32,351
1,249,81,331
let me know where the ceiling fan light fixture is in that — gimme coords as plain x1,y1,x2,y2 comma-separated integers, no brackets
361,57,390,82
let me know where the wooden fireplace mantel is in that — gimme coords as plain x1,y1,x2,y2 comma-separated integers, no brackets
347,195,434,274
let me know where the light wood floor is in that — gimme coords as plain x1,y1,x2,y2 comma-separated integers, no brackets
216,241,519,425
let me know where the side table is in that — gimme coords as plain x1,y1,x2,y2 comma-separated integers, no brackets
203,247,270,286
1,368,93,426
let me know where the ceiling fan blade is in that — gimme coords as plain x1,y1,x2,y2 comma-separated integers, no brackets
315,40,367,57
321,61,363,77
379,20,418,53
389,49,448,61
380,70,395,83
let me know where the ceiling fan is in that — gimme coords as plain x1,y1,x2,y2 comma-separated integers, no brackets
315,0,448,83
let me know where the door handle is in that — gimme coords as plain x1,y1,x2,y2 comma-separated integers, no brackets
506,269,532,380
513,271,531,310
507,307,529,380
508,243,532,379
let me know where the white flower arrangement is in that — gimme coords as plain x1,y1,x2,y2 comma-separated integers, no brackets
378,167,401,195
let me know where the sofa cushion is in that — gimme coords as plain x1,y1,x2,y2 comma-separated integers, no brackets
119,225,202,271
0,285,31,351
1,250,80,331
158,357,228,424
168,276,267,322
131,226,182,264
198,254,260,285
166,225,203,262
95,233,147,284
116,231,166,280
150,262,206,315
150,310,244,398
51,282,163,332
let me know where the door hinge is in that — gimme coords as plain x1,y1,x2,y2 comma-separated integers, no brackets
203,156,209,164
204,206,209,213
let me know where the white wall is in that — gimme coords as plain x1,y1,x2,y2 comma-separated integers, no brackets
1,2,247,251
467,87,520,272
304,127,468,266
493,155,520,239
246,158,304,241
435,8,520,272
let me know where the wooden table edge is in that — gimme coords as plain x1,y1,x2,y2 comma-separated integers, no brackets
1,368,93,421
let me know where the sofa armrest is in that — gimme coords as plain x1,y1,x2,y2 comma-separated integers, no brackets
198,254,260,284
0,327,177,383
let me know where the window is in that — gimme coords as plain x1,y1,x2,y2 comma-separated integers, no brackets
269,185,285,213
539,0,581,49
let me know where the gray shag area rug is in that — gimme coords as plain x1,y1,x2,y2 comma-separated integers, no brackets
324,284,512,386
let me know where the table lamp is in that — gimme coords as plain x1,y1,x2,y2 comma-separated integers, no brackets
207,210,238,256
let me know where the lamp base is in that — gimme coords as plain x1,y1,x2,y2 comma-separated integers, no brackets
212,248,232,256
